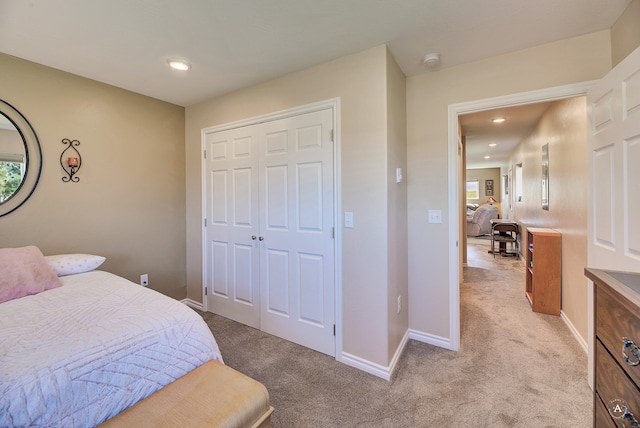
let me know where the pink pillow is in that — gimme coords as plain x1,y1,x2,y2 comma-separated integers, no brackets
0,246,63,303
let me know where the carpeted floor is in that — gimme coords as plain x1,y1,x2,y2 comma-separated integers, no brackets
197,242,591,427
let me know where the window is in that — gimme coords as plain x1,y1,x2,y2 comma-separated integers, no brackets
0,153,25,203
466,178,479,200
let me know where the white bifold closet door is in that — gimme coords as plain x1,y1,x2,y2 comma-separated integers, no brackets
204,108,335,356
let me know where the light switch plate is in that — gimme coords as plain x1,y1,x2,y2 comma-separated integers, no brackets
428,210,442,224
344,212,354,228
396,167,403,183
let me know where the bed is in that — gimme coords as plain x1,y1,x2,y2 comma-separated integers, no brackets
0,246,270,427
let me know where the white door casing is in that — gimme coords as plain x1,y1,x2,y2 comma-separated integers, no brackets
447,82,595,353
203,105,336,356
586,44,640,388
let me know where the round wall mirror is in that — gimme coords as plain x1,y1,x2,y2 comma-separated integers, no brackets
0,99,42,217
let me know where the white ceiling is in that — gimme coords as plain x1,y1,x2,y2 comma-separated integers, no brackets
461,102,555,169
0,1,630,169
0,0,629,108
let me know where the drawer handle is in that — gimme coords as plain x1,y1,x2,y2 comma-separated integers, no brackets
622,405,640,428
622,337,640,366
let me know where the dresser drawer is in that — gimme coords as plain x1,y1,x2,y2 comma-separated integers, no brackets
596,340,640,426
596,285,640,387
595,392,618,428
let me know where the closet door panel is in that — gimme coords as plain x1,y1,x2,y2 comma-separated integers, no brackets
204,125,260,328
259,108,335,356
203,107,336,356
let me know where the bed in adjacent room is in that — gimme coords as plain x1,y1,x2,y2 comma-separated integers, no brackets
0,246,272,427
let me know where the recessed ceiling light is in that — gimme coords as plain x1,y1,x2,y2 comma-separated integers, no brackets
492,117,506,123
488,143,497,147
484,155,491,159
167,59,190,71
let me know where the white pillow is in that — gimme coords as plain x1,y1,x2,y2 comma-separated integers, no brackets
45,254,106,276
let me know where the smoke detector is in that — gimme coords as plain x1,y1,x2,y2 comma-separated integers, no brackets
423,53,440,68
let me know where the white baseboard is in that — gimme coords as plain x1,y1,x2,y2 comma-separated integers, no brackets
339,329,410,381
408,329,456,350
388,329,410,377
182,298,203,311
560,310,588,353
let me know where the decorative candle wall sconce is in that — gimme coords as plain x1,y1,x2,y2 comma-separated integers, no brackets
60,138,81,182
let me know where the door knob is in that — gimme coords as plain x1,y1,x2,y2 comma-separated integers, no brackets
251,235,257,240
259,236,264,241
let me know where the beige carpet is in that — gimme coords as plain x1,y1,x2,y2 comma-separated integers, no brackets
198,242,591,427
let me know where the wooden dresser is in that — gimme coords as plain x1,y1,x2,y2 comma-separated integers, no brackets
585,268,640,427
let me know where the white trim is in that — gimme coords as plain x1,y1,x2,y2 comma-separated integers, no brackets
200,98,342,359
447,81,597,352
388,329,410,377
0,152,24,163
182,298,204,311
340,329,409,381
408,329,456,350
332,101,344,360
201,99,342,134
560,310,588,354
200,127,208,313
340,352,392,380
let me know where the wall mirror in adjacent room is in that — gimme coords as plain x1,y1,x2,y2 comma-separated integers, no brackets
541,143,549,210
514,162,523,203
0,99,42,217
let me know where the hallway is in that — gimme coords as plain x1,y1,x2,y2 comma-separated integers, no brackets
460,238,591,425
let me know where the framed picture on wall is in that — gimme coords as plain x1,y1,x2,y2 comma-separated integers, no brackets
485,179,494,196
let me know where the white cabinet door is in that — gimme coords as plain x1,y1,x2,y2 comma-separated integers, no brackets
587,45,640,272
204,108,335,356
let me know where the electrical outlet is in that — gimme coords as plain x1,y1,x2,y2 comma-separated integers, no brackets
397,295,401,314
140,274,149,286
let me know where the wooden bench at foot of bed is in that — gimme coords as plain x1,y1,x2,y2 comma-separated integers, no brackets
99,360,274,428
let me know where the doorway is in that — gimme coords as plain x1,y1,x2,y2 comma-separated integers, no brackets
461,102,553,263
447,81,595,351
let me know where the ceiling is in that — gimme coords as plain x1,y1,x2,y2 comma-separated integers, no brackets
0,0,630,107
0,1,630,168
461,102,555,169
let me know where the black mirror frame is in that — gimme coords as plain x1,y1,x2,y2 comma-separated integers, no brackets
0,99,42,218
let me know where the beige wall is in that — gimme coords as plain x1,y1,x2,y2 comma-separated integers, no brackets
611,0,640,66
406,31,611,341
509,97,588,340
386,48,409,361
186,45,401,366
0,53,187,299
